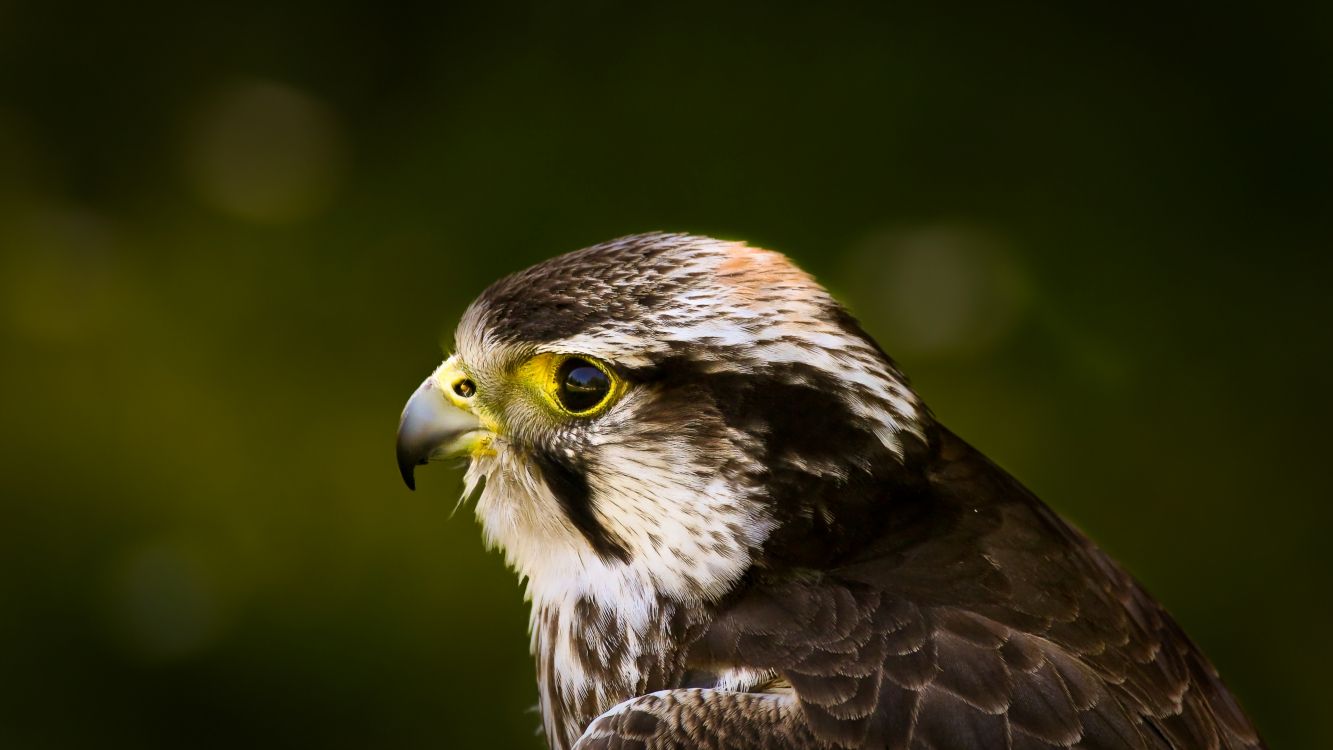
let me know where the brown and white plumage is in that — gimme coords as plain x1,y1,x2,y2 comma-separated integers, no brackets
396,233,1264,750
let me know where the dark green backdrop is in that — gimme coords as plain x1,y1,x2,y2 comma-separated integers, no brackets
2,3,1329,747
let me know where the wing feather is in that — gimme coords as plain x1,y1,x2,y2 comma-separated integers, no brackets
679,428,1264,749
576,428,1263,749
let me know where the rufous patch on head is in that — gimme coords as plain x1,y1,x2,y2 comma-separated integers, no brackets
716,243,817,308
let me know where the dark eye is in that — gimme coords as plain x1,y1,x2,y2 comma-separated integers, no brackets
555,358,611,414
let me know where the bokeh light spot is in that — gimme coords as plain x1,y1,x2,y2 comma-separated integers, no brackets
182,80,347,224
839,226,1032,359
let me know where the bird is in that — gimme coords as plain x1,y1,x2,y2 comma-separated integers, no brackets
395,233,1264,750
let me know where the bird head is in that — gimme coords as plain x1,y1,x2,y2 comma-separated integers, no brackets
396,233,929,607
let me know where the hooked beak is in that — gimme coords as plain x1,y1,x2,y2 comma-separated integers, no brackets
395,372,483,490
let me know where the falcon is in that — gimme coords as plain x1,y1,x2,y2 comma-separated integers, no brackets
395,233,1264,749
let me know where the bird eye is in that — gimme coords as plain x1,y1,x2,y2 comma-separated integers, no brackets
555,357,612,414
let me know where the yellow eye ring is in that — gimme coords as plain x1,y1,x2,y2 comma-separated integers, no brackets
554,356,614,415
515,353,623,418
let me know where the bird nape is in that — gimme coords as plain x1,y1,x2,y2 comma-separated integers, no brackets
395,233,1264,750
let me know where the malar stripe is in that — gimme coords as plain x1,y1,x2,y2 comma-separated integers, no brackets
531,449,631,562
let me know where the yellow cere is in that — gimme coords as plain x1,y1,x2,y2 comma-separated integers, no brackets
428,357,500,457
432,357,477,411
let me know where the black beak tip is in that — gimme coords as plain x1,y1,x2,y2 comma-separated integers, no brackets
396,448,420,491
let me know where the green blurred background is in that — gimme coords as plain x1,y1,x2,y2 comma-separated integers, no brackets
2,2,1330,747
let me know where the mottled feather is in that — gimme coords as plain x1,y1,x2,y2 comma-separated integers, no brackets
409,233,1264,750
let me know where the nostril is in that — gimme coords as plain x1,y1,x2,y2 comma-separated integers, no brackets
453,379,476,398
